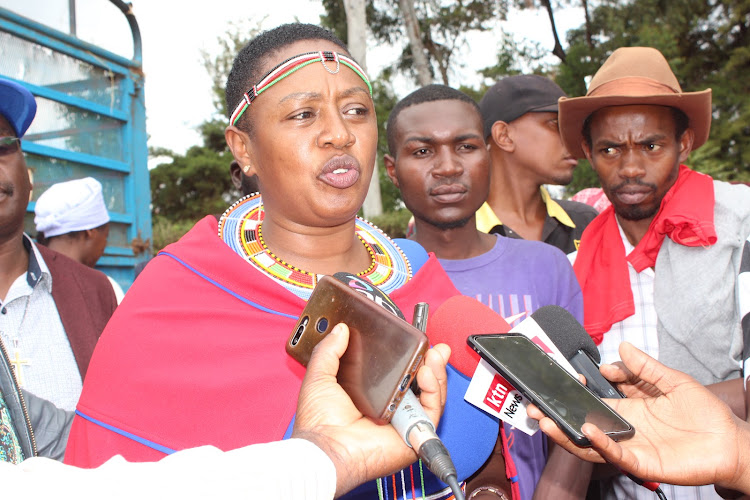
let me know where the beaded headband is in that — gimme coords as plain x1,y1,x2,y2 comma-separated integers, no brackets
230,50,373,126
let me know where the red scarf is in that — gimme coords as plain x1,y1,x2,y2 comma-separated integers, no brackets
574,165,716,344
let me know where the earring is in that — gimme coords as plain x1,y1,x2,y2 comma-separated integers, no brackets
242,165,251,173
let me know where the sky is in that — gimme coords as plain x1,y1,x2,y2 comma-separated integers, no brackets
2,0,585,162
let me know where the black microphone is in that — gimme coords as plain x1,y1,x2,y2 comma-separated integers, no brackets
529,306,664,496
530,305,623,399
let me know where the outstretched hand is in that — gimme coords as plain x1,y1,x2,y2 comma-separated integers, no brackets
527,342,750,492
292,323,451,497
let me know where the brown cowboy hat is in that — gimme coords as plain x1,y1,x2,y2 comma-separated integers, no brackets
558,46,712,159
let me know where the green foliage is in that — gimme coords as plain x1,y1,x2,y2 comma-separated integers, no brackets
369,209,413,238
150,23,262,225
151,215,196,252
150,145,237,222
565,159,601,197
373,79,402,211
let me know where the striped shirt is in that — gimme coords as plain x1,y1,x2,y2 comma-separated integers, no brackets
597,225,722,500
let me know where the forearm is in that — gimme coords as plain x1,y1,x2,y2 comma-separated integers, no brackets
4,440,337,500
532,443,592,500
707,378,746,420
23,389,74,461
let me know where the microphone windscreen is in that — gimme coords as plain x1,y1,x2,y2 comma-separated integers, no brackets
530,305,601,364
426,295,511,377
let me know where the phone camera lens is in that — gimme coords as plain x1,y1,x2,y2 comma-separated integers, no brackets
290,316,309,346
316,317,329,333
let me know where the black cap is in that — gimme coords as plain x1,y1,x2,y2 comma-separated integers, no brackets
479,75,567,139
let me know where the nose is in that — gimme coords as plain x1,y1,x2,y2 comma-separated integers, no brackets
317,109,355,149
432,149,463,178
619,147,646,180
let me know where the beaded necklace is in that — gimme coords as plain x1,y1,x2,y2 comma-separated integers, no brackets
218,194,412,300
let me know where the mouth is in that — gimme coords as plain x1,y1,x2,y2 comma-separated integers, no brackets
613,187,652,205
430,183,468,203
563,156,578,168
318,155,362,190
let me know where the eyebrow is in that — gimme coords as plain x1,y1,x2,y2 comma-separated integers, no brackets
636,134,668,145
404,133,483,144
404,136,435,144
279,86,371,104
454,133,483,142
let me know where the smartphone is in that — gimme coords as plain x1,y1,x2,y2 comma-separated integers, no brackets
286,272,429,424
467,333,634,446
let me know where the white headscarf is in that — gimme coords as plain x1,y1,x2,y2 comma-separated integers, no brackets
34,177,110,237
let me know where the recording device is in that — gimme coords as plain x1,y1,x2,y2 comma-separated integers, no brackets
425,294,511,377
286,276,462,498
532,306,662,494
467,333,634,447
286,272,428,424
531,305,624,399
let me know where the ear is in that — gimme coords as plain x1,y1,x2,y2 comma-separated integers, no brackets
581,140,599,176
225,126,258,176
229,161,243,190
581,140,592,161
489,121,514,153
383,154,400,188
678,128,695,163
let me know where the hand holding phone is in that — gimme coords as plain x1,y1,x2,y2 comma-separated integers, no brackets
467,333,634,447
287,273,429,424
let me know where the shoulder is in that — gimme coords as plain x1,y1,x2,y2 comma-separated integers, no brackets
554,198,599,224
393,238,429,273
713,181,750,212
712,181,750,235
38,245,115,294
503,235,569,260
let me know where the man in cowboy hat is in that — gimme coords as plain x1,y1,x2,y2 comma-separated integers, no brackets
559,47,750,500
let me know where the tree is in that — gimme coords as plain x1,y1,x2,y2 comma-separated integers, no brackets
397,0,432,85
149,23,262,226
149,143,236,223
342,0,384,218
322,0,511,86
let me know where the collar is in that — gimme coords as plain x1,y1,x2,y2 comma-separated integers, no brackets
475,202,502,233
22,234,51,291
540,187,576,228
475,187,576,233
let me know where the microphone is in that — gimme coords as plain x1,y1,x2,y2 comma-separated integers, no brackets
425,295,511,377
529,305,623,399
390,301,463,500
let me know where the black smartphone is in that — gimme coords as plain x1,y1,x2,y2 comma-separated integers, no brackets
286,272,429,424
467,333,634,447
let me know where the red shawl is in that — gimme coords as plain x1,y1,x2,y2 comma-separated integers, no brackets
573,166,716,344
64,216,460,467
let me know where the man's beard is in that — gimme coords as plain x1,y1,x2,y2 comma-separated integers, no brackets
614,203,660,221
420,214,473,230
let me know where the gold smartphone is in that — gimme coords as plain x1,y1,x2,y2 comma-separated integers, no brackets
287,272,429,424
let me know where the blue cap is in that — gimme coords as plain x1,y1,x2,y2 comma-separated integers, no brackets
0,77,37,137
